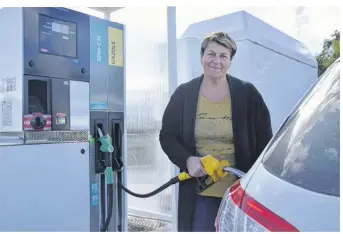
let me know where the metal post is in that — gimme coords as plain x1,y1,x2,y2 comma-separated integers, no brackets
167,7,178,96
104,11,111,20
121,23,128,233
167,6,179,232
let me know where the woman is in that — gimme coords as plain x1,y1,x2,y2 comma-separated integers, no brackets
159,32,273,232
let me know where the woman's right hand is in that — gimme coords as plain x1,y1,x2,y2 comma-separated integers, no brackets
186,156,206,177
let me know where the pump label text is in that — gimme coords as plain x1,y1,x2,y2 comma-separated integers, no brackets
90,183,100,206
96,35,102,63
108,27,123,67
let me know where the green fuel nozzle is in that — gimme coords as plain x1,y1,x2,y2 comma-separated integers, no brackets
97,128,115,153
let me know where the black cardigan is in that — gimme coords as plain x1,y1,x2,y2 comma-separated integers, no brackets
159,74,273,231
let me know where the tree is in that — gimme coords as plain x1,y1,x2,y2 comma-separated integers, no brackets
315,30,340,77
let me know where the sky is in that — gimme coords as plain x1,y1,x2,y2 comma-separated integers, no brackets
70,6,340,56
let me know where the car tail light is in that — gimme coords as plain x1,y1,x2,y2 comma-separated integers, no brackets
215,180,298,232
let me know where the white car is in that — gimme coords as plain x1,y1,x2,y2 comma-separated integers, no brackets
215,58,340,232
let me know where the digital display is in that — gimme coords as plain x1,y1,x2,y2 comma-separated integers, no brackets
39,15,77,58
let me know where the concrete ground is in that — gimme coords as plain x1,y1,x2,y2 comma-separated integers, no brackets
151,223,174,232
128,215,173,232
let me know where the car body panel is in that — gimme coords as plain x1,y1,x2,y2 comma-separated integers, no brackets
244,163,340,232
217,58,340,232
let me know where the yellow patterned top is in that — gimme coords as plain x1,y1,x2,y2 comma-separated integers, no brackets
195,93,236,198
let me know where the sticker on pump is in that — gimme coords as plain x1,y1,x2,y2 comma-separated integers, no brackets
56,113,66,125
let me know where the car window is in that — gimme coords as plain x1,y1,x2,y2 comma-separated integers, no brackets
262,60,340,197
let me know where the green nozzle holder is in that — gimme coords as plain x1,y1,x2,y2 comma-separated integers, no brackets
98,134,115,153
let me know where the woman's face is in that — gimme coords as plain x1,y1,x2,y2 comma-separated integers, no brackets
201,42,231,79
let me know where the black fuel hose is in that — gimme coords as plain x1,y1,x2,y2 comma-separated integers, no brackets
100,171,191,231
101,183,113,232
117,172,191,198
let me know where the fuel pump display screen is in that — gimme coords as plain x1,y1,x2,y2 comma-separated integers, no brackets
39,15,77,58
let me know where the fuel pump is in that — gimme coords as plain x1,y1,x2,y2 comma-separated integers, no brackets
0,7,126,232
88,12,126,231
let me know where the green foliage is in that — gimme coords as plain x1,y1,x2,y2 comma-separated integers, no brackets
315,30,340,77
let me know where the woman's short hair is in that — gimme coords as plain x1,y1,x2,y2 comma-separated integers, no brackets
200,32,237,59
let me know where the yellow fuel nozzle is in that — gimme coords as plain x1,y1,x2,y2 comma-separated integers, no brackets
177,155,229,182
200,155,229,182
